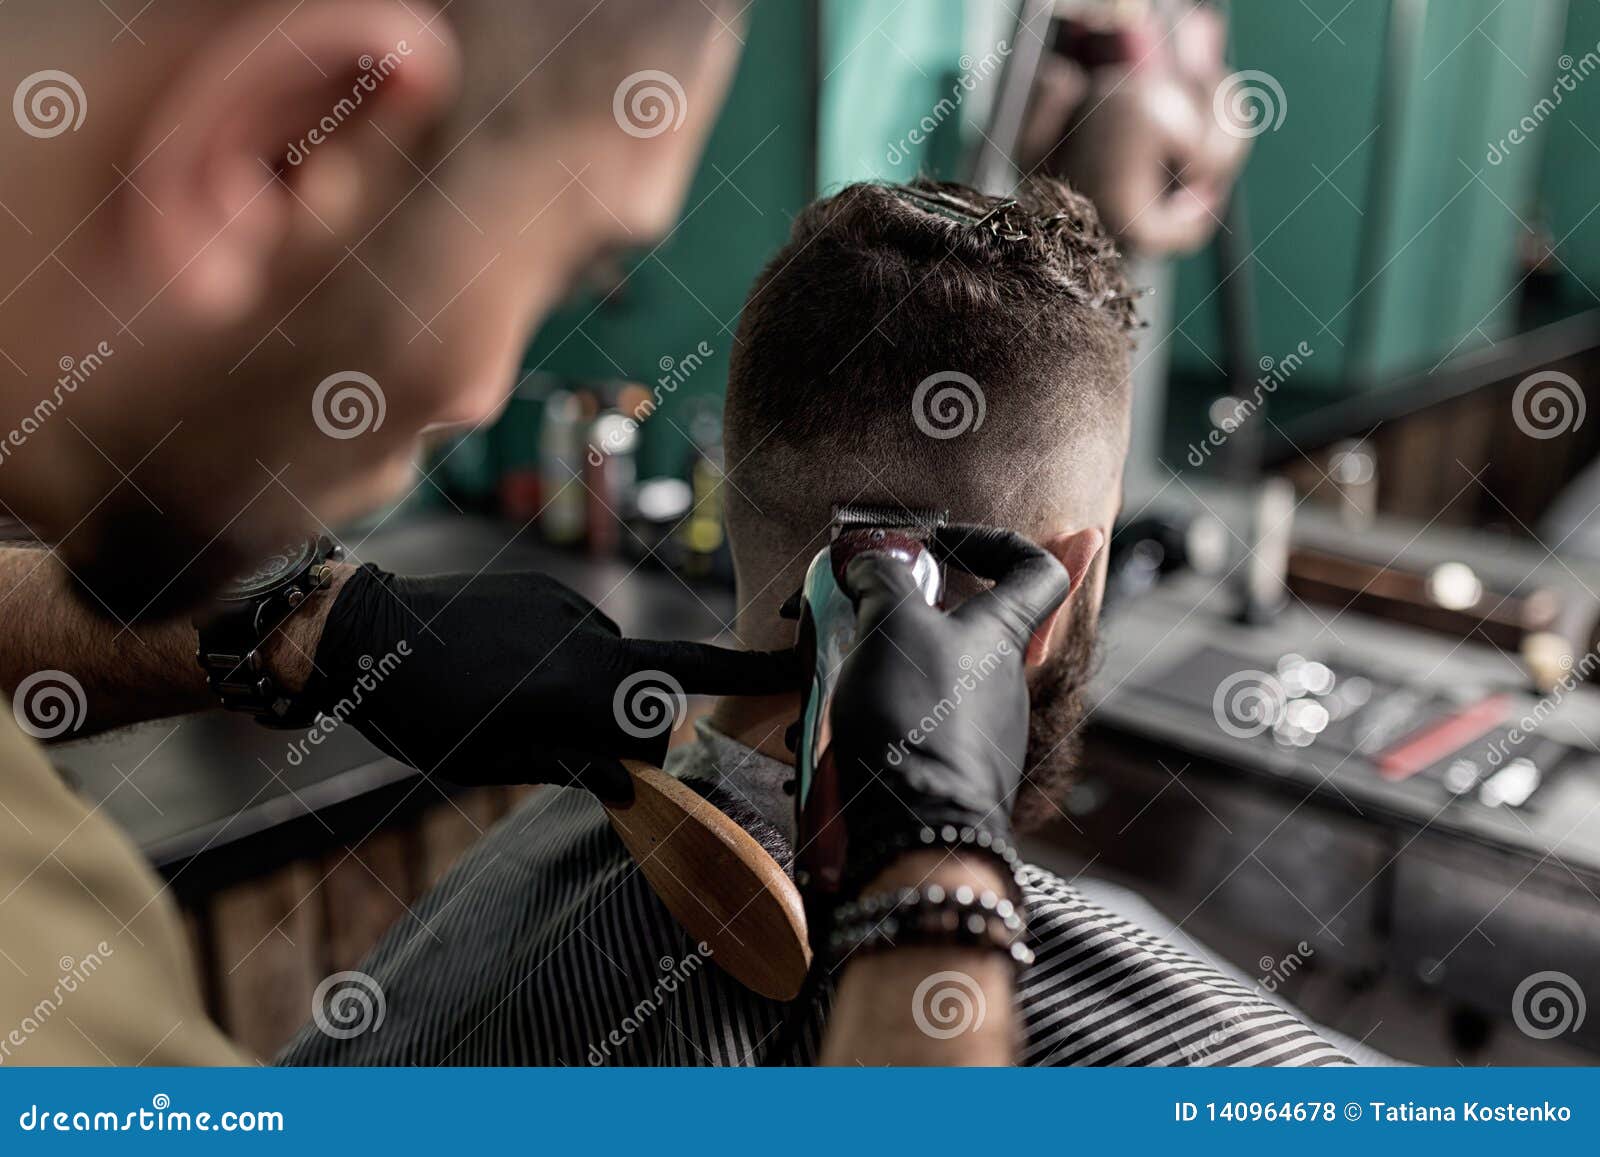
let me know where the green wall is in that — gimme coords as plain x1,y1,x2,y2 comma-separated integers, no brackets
1171,0,1571,400
816,0,973,188
1538,0,1600,315
440,0,1597,503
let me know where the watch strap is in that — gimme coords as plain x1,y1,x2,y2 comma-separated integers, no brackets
196,538,339,727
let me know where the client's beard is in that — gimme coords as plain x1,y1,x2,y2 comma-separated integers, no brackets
1012,593,1101,833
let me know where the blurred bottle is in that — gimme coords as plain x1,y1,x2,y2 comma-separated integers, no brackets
677,403,730,581
539,389,586,545
624,476,692,563
496,388,545,522
585,397,641,559
1328,439,1378,531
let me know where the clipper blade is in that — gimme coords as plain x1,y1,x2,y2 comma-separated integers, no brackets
830,503,948,538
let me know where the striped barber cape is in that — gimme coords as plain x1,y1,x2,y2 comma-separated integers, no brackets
278,722,1350,1067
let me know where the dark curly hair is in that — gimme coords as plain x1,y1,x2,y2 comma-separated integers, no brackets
786,178,1138,332
723,175,1136,505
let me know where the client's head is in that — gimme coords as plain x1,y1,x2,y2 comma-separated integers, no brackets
720,176,1138,832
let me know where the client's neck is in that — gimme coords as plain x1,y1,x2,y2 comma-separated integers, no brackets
708,692,801,767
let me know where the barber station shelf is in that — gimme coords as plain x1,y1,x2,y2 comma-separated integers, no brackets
604,762,810,1001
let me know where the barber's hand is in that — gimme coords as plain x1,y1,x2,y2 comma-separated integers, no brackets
828,526,1074,888
1017,6,1248,256
306,565,799,800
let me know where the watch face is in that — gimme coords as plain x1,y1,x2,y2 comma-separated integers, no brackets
220,539,317,601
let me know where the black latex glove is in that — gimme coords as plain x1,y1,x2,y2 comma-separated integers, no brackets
828,525,1073,888
306,565,799,800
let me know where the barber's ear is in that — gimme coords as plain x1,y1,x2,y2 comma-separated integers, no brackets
1024,527,1104,668
127,0,459,324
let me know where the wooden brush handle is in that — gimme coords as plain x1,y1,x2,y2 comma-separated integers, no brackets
602,761,810,1001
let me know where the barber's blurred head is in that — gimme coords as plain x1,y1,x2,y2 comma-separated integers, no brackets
0,0,740,620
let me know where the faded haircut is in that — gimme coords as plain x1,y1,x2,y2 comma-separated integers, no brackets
722,176,1138,649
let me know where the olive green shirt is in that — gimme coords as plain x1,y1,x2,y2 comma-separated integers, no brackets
0,702,242,1065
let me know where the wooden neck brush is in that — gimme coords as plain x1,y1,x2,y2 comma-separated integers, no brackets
602,761,810,1001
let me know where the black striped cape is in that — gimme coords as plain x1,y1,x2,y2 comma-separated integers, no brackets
278,731,1350,1068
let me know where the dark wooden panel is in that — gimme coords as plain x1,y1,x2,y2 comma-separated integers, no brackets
1289,346,1600,534
186,785,509,1058
208,860,322,1061
319,825,419,975
419,788,502,890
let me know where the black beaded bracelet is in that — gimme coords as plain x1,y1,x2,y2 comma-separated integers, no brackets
839,823,1029,906
828,882,1034,971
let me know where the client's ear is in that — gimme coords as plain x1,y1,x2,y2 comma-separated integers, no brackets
1025,527,1104,668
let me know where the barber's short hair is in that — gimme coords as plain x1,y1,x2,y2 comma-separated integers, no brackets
723,177,1137,578
444,0,741,139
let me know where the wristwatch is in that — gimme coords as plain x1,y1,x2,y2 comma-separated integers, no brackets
195,534,342,727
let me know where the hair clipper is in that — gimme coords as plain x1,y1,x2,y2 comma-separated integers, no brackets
793,504,947,923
